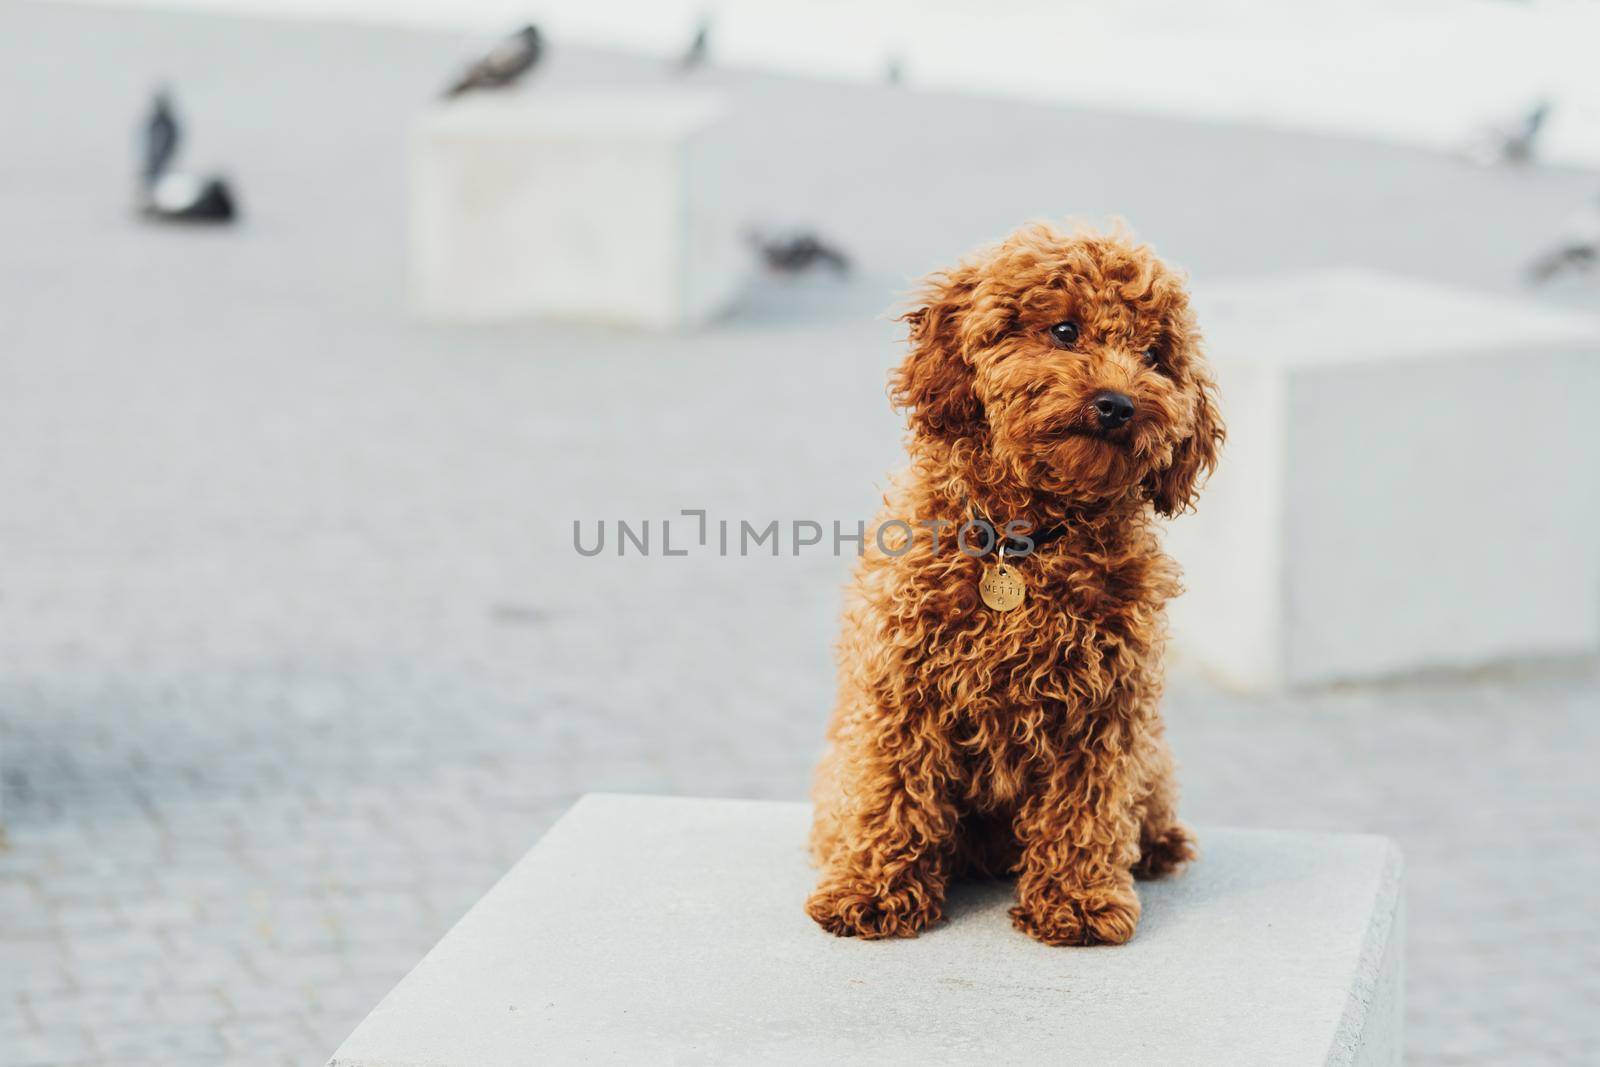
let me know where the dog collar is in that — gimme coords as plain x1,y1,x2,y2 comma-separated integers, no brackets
966,502,1068,560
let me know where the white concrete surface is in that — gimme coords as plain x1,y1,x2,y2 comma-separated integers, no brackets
327,794,1404,1066
410,91,744,328
1168,269,1600,690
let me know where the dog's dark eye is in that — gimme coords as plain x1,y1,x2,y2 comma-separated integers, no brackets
1143,345,1161,366
1047,321,1079,348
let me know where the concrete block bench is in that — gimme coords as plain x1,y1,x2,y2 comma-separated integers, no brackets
409,91,742,329
1168,269,1600,689
328,794,1404,1066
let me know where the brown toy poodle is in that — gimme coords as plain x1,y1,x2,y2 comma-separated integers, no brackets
806,223,1223,947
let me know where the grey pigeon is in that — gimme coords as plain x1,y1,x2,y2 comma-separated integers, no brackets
1527,194,1600,283
750,230,851,275
444,25,542,98
1500,100,1552,164
136,89,237,224
679,18,710,71
1471,99,1553,166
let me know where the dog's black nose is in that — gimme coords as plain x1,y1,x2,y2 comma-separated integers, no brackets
1092,391,1135,429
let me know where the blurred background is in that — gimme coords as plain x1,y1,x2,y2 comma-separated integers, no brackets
2,1,1597,1064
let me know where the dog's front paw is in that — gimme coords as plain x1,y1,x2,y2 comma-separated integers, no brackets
806,872,942,940
1134,824,1197,880
1011,881,1140,946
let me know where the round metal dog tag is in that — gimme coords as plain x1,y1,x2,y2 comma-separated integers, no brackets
979,563,1026,612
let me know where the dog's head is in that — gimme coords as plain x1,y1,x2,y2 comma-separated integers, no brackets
893,224,1222,516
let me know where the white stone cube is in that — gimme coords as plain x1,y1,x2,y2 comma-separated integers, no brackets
410,92,743,329
329,794,1405,1065
1168,270,1600,690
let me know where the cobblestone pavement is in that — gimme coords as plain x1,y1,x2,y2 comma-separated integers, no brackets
3,5,1599,1066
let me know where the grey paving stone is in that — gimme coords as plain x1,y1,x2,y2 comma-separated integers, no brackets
0,940,73,999
0,882,42,915
216,1017,317,1057
0,993,36,1037
149,989,232,1027
4,1027,96,1067
88,1020,231,1062
22,990,155,1032
221,984,319,1023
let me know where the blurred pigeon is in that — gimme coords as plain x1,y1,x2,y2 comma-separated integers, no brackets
444,24,542,98
884,53,905,86
750,230,851,275
136,89,237,224
1469,99,1553,166
1527,194,1600,283
679,17,710,71
146,173,236,222
142,89,179,186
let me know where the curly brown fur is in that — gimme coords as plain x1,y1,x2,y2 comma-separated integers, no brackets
806,223,1222,946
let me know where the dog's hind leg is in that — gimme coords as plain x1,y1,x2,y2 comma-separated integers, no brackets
807,743,848,868
1131,732,1197,880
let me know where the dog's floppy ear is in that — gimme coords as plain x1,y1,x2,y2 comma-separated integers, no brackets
892,270,983,440
1146,369,1224,517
